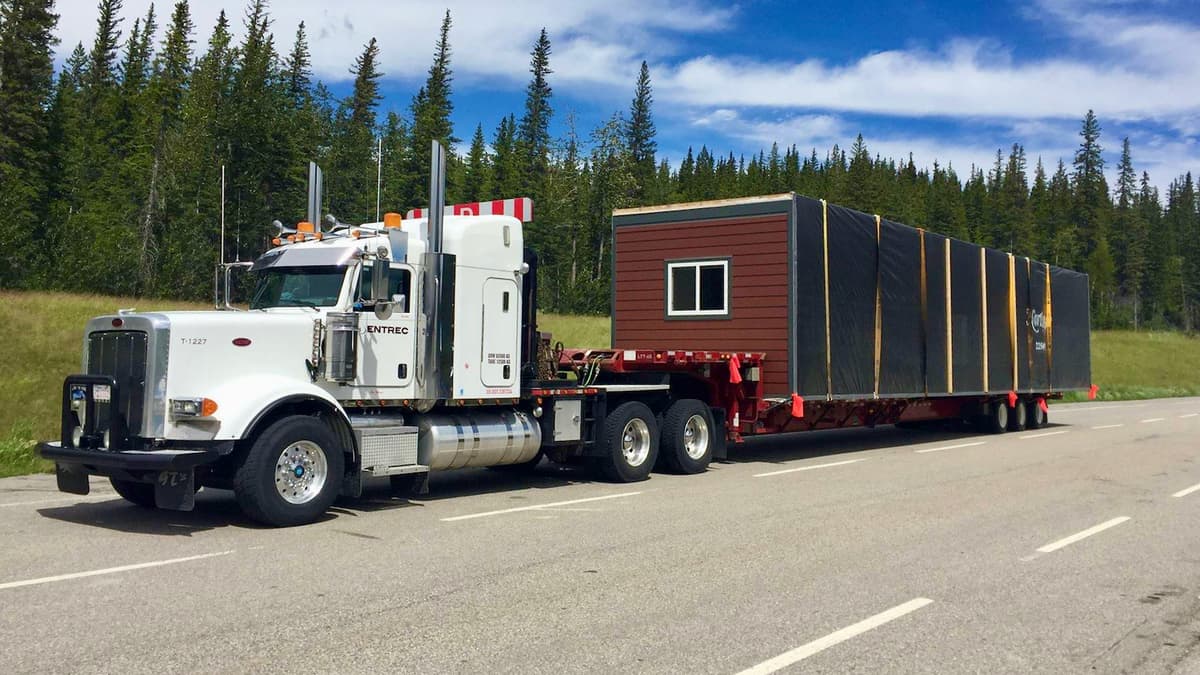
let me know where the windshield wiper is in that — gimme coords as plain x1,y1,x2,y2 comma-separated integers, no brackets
277,299,320,311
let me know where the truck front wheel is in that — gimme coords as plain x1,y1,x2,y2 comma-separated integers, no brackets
234,415,344,527
595,401,659,482
659,399,713,474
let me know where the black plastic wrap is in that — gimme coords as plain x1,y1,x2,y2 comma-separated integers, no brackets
1014,257,1031,391
923,232,949,394
985,249,1013,392
793,196,829,397
826,204,878,397
879,220,924,395
1050,266,1091,390
1027,261,1051,390
950,239,984,393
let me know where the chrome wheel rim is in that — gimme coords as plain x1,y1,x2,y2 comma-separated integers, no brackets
621,418,652,468
275,440,328,505
683,414,710,460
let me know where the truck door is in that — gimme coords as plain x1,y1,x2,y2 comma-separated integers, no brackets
358,264,417,394
481,277,519,388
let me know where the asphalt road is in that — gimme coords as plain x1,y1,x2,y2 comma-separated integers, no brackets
3,397,1200,674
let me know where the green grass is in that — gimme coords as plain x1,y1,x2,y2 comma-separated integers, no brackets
3,290,1198,477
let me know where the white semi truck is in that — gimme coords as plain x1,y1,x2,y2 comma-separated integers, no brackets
38,144,735,526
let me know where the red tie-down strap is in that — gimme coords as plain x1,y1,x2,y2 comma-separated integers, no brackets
1007,391,1018,408
1088,384,1099,400
791,393,805,419
728,353,743,384
1037,397,1049,413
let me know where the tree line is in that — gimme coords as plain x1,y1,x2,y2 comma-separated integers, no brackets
1,0,1198,327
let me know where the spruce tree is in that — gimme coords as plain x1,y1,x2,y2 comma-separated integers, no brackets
462,123,490,201
626,60,657,204
0,0,59,285
406,10,456,205
329,37,382,223
517,28,552,198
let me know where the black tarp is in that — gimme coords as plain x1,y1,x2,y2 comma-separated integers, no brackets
950,239,985,393
923,232,949,394
1027,261,1051,390
1050,266,1091,390
793,196,829,397
985,249,1013,392
878,219,924,396
1014,257,1031,391
784,195,1087,398
826,204,878,397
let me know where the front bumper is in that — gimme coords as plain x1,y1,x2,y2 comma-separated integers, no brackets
38,441,233,511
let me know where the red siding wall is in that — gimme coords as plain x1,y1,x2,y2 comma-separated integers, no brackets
613,213,791,395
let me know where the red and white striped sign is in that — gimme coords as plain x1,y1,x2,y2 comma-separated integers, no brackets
406,197,533,222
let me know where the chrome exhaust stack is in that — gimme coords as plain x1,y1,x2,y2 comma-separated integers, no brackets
417,141,455,409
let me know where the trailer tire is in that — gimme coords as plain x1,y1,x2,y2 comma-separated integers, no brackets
595,401,659,483
1027,401,1048,429
109,478,157,508
1007,399,1027,431
985,400,1008,434
234,415,344,527
659,400,714,474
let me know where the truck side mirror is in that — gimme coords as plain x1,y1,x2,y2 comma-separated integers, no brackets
371,260,389,305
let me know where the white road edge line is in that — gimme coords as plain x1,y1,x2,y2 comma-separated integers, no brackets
734,598,934,675
753,458,866,478
1141,418,1165,424
1034,517,1131,555
440,492,642,522
1052,403,1148,413
1172,482,1200,498
915,441,986,454
1091,424,1124,430
1181,413,1199,419
0,551,235,591
1020,430,1070,439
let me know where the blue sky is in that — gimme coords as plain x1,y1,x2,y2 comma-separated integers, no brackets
55,0,1200,192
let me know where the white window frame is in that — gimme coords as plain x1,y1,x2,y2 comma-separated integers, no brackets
666,258,730,318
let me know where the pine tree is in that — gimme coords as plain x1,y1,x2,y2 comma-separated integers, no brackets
1072,110,1110,253
626,60,657,204
491,114,521,198
462,123,490,202
406,10,456,205
329,37,382,224
1113,137,1146,327
284,21,312,105
0,0,59,285
517,28,552,199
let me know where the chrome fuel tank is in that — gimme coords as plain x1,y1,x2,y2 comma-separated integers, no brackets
417,410,541,470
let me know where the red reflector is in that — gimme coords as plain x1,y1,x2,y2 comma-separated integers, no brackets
111,318,123,328
232,337,252,347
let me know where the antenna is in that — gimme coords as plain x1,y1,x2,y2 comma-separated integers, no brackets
219,165,226,266
376,136,383,222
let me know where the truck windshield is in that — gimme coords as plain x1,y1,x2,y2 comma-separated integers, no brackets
250,266,347,309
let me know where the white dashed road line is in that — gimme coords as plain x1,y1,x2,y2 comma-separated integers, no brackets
1020,430,1070,439
914,441,987,454
1026,517,1131,559
440,491,643,522
0,551,235,591
753,458,866,478
1172,482,1200,498
734,598,935,675
0,494,113,508
1180,413,1198,419
1141,418,1165,424
1091,424,1124,430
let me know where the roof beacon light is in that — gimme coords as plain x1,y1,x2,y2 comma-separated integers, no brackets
297,221,315,233
383,212,402,228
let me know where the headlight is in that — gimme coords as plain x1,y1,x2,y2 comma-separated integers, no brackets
170,398,218,418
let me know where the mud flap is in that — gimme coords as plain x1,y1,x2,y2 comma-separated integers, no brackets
154,470,195,511
56,463,90,495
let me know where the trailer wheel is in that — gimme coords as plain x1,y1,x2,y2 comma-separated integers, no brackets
109,478,157,508
1027,400,1049,429
659,400,714,474
984,400,1008,434
1007,399,1027,432
234,415,344,527
595,401,659,482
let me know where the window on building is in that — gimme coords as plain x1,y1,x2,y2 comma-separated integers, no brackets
666,259,730,317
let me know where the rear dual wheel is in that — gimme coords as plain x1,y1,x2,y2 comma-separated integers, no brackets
595,402,659,482
659,399,714,474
